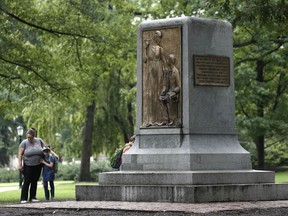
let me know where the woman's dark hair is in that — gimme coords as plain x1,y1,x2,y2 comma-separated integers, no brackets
27,128,36,137
129,135,136,142
30,127,37,137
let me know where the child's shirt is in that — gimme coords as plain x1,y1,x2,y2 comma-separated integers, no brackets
42,154,55,181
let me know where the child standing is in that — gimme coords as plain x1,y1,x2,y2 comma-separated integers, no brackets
40,146,55,201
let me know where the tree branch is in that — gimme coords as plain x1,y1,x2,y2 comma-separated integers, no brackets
0,7,99,41
235,44,284,67
75,38,83,69
234,39,257,48
0,73,19,80
0,70,36,91
238,101,250,118
0,55,66,91
265,138,286,149
235,57,258,67
272,72,287,111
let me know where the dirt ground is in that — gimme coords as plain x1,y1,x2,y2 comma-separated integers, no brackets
1,206,288,216
2,200,288,216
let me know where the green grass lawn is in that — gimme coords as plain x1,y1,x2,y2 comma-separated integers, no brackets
275,171,288,183
0,181,97,205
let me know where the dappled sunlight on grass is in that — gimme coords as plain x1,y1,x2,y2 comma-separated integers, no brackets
0,181,77,205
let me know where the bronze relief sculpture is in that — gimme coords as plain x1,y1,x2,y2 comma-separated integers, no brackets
142,28,182,127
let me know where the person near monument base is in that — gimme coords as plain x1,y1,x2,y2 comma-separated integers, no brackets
40,146,56,201
121,135,136,160
18,128,44,203
110,135,136,169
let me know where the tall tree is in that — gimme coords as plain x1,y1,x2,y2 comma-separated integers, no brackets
0,0,139,179
2,0,286,173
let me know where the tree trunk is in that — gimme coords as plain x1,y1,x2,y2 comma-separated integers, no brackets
254,136,265,169
79,101,95,181
255,60,265,169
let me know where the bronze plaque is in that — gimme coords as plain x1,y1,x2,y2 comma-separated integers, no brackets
194,55,230,86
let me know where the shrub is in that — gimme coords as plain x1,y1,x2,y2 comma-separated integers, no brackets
0,159,114,183
90,160,114,181
55,162,80,181
0,168,19,183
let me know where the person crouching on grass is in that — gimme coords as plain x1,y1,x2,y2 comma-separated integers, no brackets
40,146,55,201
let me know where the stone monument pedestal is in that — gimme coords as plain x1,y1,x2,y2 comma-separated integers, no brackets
77,169,288,203
76,17,288,203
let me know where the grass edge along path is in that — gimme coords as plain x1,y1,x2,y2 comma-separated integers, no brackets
0,181,96,205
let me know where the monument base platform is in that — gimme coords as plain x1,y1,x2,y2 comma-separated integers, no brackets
76,183,288,203
98,170,274,185
75,170,288,203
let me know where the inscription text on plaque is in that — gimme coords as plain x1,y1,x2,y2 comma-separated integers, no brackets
194,55,230,86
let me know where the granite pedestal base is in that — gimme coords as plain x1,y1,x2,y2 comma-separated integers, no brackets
76,170,288,203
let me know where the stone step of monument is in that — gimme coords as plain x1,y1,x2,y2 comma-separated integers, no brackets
99,170,274,185
122,151,253,170
76,183,288,203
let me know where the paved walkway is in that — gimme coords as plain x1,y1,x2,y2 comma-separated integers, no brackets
4,200,288,214
2,185,288,214
0,186,19,193
0,184,43,193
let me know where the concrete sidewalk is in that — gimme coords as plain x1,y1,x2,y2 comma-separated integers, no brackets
4,200,288,214
0,184,43,193
0,186,19,193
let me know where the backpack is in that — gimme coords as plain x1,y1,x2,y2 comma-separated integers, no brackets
49,154,59,174
110,145,125,169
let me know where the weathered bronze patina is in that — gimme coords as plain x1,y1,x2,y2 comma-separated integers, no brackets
194,55,230,86
142,27,182,127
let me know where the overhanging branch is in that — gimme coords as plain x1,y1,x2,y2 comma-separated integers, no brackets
0,7,99,41
0,55,64,91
